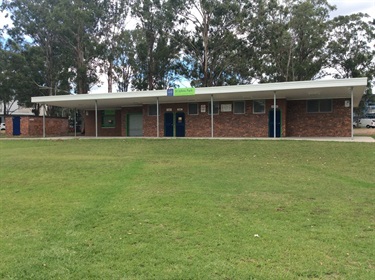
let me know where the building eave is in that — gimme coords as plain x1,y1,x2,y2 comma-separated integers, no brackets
31,78,368,110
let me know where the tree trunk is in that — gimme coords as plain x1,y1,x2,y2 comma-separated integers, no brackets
148,40,155,90
108,61,113,93
202,13,209,87
76,27,87,94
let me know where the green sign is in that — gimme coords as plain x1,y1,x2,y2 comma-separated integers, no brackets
174,88,196,96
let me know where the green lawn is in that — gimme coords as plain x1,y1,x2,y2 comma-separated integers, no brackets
0,139,374,279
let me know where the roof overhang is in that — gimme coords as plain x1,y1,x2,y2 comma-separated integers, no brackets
31,78,368,110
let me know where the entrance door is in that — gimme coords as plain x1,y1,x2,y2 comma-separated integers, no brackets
128,114,143,136
175,112,185,137
268,109,281,137
13,116,21,136
164,112,174,137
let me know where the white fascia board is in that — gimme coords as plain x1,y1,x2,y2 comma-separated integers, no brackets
197,78,368,96
31,90,167,103
31,78,368,105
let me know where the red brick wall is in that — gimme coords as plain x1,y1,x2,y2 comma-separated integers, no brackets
82,98,351,138
286,99,351,137
143,99,287,137
5,116,68,137
84,110,123,136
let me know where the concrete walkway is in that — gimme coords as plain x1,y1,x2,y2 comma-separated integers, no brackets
1,136,374,142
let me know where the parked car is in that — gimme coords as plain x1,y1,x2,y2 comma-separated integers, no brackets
0,123,5,130
357,118,375,128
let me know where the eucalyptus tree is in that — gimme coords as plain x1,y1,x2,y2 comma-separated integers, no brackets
52,0,105,94
129,0,184,90
178,0,248,87
0,41,21,115
325,13,375,115
242,0,334,83
326,13,375,79
0,39,44,115
115,30,133,92
97,0,130,92
1,0,68,96
289,0,333,81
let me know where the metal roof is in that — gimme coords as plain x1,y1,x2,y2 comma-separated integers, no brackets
31,78,368,110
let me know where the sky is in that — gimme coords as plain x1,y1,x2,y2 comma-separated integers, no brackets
328,0,375,18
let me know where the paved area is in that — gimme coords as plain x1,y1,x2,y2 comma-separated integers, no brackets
1,136,374,142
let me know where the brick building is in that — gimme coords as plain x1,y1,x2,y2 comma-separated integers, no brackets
5,116,69,137
31,78,367,138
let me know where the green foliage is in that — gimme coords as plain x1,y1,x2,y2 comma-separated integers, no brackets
129,0,184,90
178,0,249,87
0,139,374,279
326,13,375,79
326,13,375,116
242,0,334,82
0,40,44,114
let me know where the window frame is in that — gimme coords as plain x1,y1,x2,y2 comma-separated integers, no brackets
233,101,245,114
188,103,199,115
307,99,332,113
148,104,158,116
253,100,265,114
101,110,116,128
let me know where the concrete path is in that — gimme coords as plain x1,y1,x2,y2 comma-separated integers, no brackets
1,136,374,142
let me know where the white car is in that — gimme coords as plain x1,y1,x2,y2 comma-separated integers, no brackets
357,118,375,128
0,123,5,130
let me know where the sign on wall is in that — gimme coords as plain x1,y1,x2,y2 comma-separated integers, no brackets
221,104,232,112
167,88,196,96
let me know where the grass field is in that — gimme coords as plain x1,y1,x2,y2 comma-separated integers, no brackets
0,139,374,279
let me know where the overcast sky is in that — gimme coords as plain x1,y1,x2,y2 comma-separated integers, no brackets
328,0,375,18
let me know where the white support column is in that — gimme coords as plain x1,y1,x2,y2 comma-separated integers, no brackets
74,109,77,137
43,104,46,138
211,95,214,138
274,91,276,138
351,87,354,140
95,100,98,138
157,97,160,138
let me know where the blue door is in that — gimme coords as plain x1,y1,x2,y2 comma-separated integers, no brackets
268,109,281,137
13,116,21,136
175,112,185,137
164,112,174,137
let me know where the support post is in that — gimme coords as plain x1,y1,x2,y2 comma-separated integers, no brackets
95,100,98,138
274,92,276,138
157,97,159,138
211,95,214,138
351,87,354,140
74,108,77,137
43,104,46,138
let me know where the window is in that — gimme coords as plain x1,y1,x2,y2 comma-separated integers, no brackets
233,101,245,114
148,104,158,116
307,99,332,113
101,110,116,128
188,103,198,115
253,100,265,114
208,102,219,115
